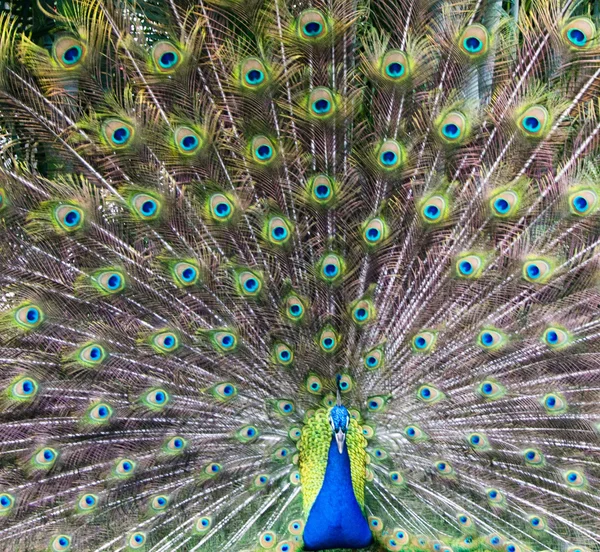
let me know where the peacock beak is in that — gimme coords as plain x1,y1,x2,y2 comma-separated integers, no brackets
335,429,346,454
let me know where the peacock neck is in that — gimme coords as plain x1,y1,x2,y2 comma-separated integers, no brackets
303,437,373,551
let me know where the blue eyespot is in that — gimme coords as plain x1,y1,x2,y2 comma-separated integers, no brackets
159,51,178,68
380,150,397,165
221,335,233,347
304,22,322,36
63,210,81,227
494,198,510,213
355,308,368,320
223,385,234,396
459,260,473,275
442,123,460,139
488,490,497,498
245,69,264,85
420,387,431,399
97,406,109,418
180,135,199,151
315,184,330,198
464,36,482,53
424,205,440,219
173,438,183,448
44,449,55,461
122,461,132,471
366,356,378,366
155,391,166,403
112,127,130,144
573,195,588,212
526,264,540,279
27,308,40,323
322,337,334,349
385,62,404,78
215,202,230,217
312,99,331,114
256,144,272,160
141,199,157,217
181,267,196,282
271,225,288,240
62,46,82,65
279,350,291,361
134,534,143,543
414,336,427,349
407,427,416,437
107,274,121,290
163,335,175,348
567,28,587,46
324,263,338,277
523,116,540,132
244,278,258,292
490,536,500,546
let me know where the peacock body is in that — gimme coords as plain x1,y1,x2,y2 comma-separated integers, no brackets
0,0,600,550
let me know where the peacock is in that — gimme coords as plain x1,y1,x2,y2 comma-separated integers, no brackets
1,0,600,550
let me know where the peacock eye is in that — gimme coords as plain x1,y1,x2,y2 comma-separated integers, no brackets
381,50,410,82
54,204,84,232
338,374,353,393
151,330,179,353
434,460,454,476
468,432,489,450
211,382,238,401
86,402,113,424
438,112,468,144
267,216,292,245
523,448,545,467
364,347,384,370
416,384,444,404
152,41,183,72
285,294,305,321
487,488,504,504
150,494,169,511
260,531,277,548
368,516,384,532
213,331,238,352
362,217,388,246
319,327,339,352
194,515,213,534
14,304,44,330
458,24,489,57
33,447,59,469
236,424,259,444
477,379,506,400
238,270,263,296
0,492,15,515
102,119,134,148
477,328,506,350
240,57,268,88
142,388,170,409
50,535,72,551
174,126,203,154
274,342,294,365
9,376,39,401
172,261,199,286
127,532,146,548
528,515,546,530
542,392,567,414
351,299,375,325
276,399,295,415
254,474,270,487
366,395,387,412
114,458,136,477
420,195,448,223
53,37,86,68
319,253,344,282
298,9,328,40
306,375,323,394
568,188,598,216
288,427,302,441
209,193,235,222
389,470,404,486
362,424,375,439
77,493,98,513
490,190,520,217
251,136,276,164
273,446,291,461
164,435,187,453
562,17,596,49
412,331,437,353
309,87,336,118
404,424,427,442
563,469,587,488
309,175,335,205
376,139,404,171
456,512,474,528
522,258,553,283
92,270,126,294
204,462,222,476
517,105,550,138
487,534,504,548
456,254,485,278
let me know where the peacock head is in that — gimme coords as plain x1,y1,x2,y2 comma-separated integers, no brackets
329,404,350,454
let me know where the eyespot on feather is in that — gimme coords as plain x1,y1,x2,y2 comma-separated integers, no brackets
53,37,86,69
297,9,329,41
152,41,183,72
458,24,490,57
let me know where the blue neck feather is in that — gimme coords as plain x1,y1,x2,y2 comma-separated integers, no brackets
303,437,373,551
